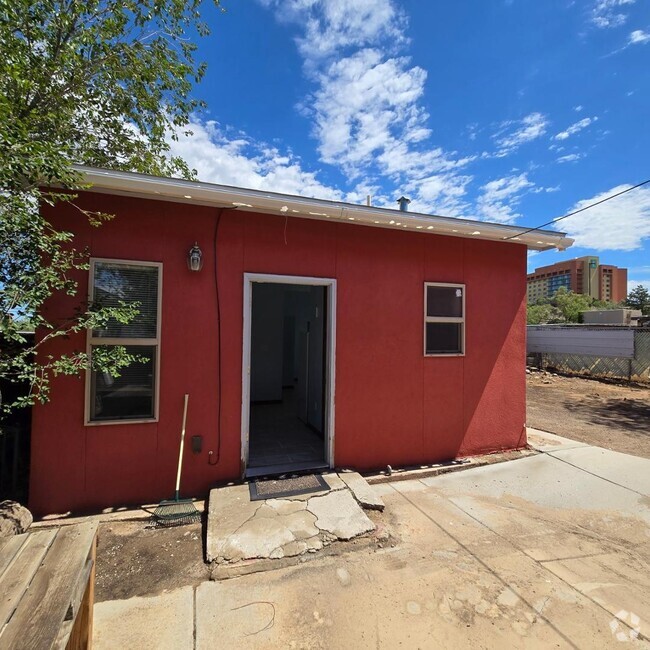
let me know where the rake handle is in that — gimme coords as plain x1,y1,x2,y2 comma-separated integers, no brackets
175,394,190,499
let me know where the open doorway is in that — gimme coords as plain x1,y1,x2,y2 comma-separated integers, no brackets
242,275,335,477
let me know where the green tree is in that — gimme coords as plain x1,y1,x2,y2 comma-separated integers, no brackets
0,0,219,413
526,287,621,324
626,284,650,315
526,303,554,325
552,287,594,323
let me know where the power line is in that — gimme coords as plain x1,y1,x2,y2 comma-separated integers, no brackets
504,178,650,240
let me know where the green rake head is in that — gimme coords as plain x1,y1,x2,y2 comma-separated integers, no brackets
151,498,201,527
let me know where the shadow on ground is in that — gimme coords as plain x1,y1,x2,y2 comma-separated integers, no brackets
563,396,650,434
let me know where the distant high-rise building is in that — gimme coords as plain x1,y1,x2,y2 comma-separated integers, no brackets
527,256,627,304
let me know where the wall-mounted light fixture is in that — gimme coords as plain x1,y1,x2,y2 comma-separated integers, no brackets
187,242,203,272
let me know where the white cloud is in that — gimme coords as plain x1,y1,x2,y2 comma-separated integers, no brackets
167,118,345,200
629,29,650,44
405,173,473,216
476,173,535,223
591,0,636,28
628,279,650,292
260,0,475,215
167,117,471,216
309,49,429,169
557,153,584,163
574,105,584,112
553,116,597,140
561,184,650,250
262,0,407,66
493,113,549,156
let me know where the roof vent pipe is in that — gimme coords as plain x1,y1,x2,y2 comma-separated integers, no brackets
397,196,411,212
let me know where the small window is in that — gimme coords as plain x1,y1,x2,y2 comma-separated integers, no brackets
86,260,162,424
424,283,465,356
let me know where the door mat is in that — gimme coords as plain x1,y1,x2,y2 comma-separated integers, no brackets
249,474,330,501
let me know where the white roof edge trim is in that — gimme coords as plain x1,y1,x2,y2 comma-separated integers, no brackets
73,166,574,252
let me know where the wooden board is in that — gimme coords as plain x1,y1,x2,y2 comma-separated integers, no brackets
0,529,57,629
0,534,30,580
0,521,98,649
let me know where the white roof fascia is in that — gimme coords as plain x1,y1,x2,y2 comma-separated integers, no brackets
73,166,573,252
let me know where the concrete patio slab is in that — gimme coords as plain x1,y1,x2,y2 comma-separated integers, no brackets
543,552,650,627
544,445,650,496
421,451,650,520
93,586,193,650
339,471,385,511
194,478,638,648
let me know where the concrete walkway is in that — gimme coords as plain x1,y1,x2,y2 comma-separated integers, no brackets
94,432,650,648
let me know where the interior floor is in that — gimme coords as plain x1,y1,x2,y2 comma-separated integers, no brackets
248,388,325,471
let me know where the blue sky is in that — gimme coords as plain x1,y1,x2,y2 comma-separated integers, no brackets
167,0,650,292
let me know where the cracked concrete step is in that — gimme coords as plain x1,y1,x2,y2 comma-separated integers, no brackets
206,478,377,566
339,471,385,511
308,489,375,540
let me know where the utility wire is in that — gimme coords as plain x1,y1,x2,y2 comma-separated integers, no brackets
504,178,650,240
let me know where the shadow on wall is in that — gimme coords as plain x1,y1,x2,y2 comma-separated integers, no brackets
457,244,527,460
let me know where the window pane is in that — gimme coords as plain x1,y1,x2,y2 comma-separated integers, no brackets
426,285,463,318
426,322,462,354
90,345,156,421
93,263,158,338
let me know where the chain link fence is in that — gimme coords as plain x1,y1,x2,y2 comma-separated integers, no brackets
533,328,650,382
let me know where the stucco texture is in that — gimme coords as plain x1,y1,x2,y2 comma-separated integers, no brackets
30,193,527,514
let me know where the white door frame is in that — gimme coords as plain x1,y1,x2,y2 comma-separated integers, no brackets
241,273,337,475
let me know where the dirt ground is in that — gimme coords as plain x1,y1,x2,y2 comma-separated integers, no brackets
95,517,210,602
527,369,650,459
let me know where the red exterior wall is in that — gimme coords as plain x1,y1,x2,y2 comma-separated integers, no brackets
30,192,527,515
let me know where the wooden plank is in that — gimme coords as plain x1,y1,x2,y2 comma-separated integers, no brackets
63,532,96,650
0,522,98,650
0,534,30,580
0,528,58,630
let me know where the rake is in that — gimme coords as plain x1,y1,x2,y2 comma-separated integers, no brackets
151,394,201,526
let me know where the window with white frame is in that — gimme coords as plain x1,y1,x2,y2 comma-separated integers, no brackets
87,259,162,423
424,283,465,356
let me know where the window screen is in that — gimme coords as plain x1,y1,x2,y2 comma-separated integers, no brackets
92,263,159,338
90,345,156,421
424,283,465,355
87,260,161,423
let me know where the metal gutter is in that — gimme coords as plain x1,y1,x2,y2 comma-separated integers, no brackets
74,166,574,252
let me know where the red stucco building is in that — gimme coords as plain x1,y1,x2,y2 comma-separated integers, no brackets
29,167,572,515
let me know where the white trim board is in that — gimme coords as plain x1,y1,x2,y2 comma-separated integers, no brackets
241,273,337,475
74,165,573,252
